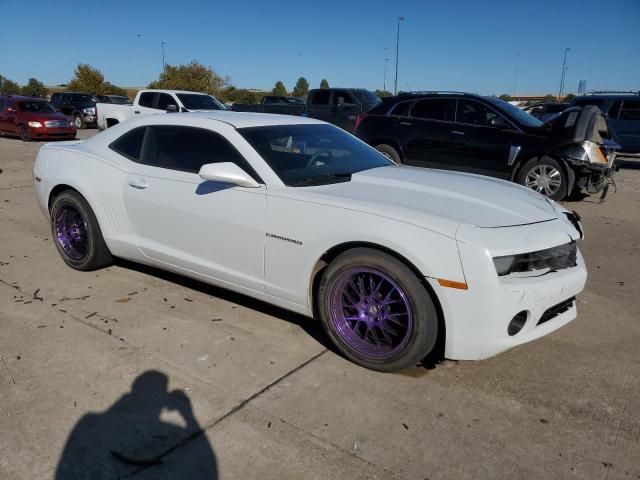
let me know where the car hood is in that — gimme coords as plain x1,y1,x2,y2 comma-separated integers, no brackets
301,166,558,232
20,111,70,122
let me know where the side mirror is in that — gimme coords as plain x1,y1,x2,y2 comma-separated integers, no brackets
489,115,509,129
166,104,178,113
198,162,260,188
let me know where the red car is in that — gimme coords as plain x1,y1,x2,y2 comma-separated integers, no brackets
0,95,76,141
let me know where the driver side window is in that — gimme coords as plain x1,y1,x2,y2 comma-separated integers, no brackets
456,99,507,128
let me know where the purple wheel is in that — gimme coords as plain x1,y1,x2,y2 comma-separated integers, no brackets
318,248,438,372
329,268,413,359
50,190,113,271
54,201,90,261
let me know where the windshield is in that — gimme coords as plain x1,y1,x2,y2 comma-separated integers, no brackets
356,89,382,106
109,96,131,104
287,97,305,104
71,94,99,104
485,97,543,128
238,124,393,187
18,101,55,113
176,94,226,110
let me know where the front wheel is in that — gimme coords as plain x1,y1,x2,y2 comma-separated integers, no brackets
74,114,85,129
374,144,401,164
517,157,568,201
19,125,31,142
50,190,113,270
318,248,438,372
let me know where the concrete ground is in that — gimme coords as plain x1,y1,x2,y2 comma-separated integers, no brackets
0,130,638,480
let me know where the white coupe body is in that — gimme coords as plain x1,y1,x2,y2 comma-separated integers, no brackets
34,112,587,364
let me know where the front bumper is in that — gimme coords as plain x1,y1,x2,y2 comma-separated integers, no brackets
435,219,586,360
28,126,76,139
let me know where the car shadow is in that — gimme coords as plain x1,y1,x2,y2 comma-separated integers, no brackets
55,370,218,479
114,259,335,353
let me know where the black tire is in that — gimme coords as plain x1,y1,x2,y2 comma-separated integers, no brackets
374,144,401,164
516,156,568,201
50,190,113,271
19,125,31,142
317,248,438,372
74,113,86,129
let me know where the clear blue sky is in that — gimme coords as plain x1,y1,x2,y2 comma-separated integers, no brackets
1,0,638,95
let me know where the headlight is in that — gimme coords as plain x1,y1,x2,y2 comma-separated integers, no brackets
28,121,42,128
493,242,577,277
69,121,75,127
82,107,96,115
494,256,516,276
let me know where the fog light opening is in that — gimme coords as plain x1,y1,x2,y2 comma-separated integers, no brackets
508,311,528,336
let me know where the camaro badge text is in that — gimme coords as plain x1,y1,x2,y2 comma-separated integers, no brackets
266,233,302,246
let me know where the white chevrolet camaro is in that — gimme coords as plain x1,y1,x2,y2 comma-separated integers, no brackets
33,112,587,372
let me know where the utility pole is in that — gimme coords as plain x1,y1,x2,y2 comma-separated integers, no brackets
558,48,570,100
161,41,166,74
512,52,520,96
384,57,389,92
394,16,404,95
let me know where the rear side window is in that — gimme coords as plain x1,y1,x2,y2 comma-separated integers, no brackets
310,90,330,106
455,99,499,126
142,126,261,181
411,99,454,121
110,127,146,161
138,92,155,108
389,101,412,116
620,100,640,121
332,90,355,105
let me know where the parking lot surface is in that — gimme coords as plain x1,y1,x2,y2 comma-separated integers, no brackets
1,130,639,479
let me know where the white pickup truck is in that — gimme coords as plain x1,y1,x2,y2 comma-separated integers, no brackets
96,89,227,129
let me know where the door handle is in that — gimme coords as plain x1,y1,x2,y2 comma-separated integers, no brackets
134,110,140,114
127,178,148,189
400,121,413,126
451,130,465,136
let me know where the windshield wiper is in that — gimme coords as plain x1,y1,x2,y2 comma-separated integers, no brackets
293,172,352,187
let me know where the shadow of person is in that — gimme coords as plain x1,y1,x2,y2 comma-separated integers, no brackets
55,370,217,479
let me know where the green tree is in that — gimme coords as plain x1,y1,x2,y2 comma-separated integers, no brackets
223,86,260,104
103,82,128,97
374,89,393,98
148,61,229,97
21,78,48,98
292,77,309,97
0,75,21,95
67,64,106,94
543,94,557,103
320,78,329,89
563,93,576,103
498,94,513,101
272,81,287,96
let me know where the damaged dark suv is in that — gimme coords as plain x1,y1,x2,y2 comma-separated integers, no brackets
355,92,619,200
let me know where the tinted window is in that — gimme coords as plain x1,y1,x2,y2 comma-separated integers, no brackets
156,93,178,110
176,94,224,110
485,97,542,128
389,101,412,116
410,99,453,121
110,127,146,161
71,94,97,104
333,90,355,105
142,126,258,179
620,100,640,121
310,90,330,106
456,100,496,125
138,92,155,108
50,93,61,105
18,101,55,113
0,98,5,110
238,124,392,187
109,96,131,105
354,89,382,106
608,101,622,119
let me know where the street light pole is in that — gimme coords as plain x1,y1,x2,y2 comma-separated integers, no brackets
384,57,389,92
161,41,166,74
558,47,570,100
512,52,520,96
394,16,404,95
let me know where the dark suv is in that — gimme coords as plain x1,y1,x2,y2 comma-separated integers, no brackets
305,88,381,132
355,92,618,200
570,93,640,156
50,92,99,129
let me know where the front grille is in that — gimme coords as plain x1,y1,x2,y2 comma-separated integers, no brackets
511,242,577,274
45,120,69,128
537,297,575,326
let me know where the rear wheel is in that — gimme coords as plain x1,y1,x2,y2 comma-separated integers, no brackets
318,248,438,372
517,157,568,201
374,144,401,164
50,190,113,271
19,125,31,142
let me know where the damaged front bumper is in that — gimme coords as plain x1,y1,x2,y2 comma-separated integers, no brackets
561,139,619,198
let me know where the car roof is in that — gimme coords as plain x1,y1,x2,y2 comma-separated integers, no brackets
180,111,325,128
141,89,212,95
